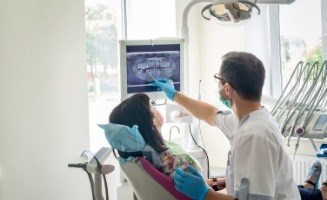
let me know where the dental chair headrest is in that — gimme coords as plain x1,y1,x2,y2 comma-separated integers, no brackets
98,123,146,152
98,123,162,167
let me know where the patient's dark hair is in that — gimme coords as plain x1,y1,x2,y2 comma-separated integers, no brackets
109,93,167,153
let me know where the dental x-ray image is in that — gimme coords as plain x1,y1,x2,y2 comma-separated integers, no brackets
126,44,181,94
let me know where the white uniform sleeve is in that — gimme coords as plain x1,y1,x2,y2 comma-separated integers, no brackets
215,110,238,141
233,132,278,200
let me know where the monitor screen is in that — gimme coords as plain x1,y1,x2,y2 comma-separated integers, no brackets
120,39,185,100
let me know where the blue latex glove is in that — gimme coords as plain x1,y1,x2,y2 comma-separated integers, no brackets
174,166,210,200
151,78,177,101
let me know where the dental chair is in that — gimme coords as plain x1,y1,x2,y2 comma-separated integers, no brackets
121,157,191,200
97,123,191,200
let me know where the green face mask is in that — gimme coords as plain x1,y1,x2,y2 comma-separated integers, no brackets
219,93,232,109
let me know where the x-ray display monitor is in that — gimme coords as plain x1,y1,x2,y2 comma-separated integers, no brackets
120,39,185,100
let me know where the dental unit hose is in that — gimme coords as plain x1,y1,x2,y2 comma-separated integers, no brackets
273,61,327,155
284,62,317,146
291,62,327,153
188,123,210,178
198,79,206,149
272,61,304,115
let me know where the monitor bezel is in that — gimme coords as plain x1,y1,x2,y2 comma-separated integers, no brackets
119,38,185,101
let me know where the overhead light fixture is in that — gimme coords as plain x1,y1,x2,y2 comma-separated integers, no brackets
201,0,261,25
256,0,295,4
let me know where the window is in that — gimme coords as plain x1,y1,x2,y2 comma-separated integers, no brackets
85,0,177,150
279,0,326,88
85,0,122,150
85,0,121,97
125,0,176,39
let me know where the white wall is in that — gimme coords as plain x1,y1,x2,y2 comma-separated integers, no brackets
198,19,247,167
0,0,90,200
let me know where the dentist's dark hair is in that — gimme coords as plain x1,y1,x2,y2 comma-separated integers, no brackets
109,93,167,153
220,51,265,101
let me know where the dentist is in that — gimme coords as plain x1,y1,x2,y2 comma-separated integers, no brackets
152,52,300,200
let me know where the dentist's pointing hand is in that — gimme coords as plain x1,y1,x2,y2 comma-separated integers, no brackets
152,78,177,101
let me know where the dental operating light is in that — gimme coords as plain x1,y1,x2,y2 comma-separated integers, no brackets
201,0,261,25
255,0,295,4
200,0,295,25
182,0,296,43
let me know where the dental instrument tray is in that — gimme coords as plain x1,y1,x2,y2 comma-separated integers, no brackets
316,144,327,157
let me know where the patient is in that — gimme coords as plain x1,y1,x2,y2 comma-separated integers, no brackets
104,93,201,178
298,160,327,200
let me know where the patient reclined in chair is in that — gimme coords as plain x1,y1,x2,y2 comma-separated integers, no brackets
98,123,197,200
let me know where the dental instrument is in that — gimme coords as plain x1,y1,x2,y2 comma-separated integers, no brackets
272,60,327,157
146,69,156,81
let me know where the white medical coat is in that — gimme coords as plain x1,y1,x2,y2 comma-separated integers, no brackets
216,107,301,200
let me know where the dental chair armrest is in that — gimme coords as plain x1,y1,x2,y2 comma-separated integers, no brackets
139,157,191,200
